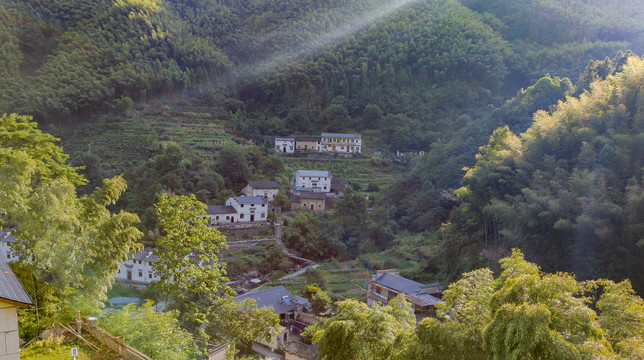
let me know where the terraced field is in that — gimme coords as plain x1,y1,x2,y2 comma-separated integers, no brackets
281,156,401,187
58,99,238,176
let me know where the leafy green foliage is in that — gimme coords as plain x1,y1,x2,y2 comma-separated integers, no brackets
0,0,231,122
99,300,199,360
401,250,644,360
312,294,415,360
152,193,231,336
0,114,143,304
207,297,280,352
441,56,644,292
303,285,332,314
283,211,344,260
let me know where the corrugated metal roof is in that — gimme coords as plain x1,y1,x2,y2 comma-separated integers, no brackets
295,170,331,178
373,273,443,307
0,260,33,307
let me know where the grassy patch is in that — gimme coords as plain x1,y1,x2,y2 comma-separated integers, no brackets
265,261,370,302
21,338,114,360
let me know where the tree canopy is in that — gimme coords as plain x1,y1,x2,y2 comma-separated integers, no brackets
0,113,143,304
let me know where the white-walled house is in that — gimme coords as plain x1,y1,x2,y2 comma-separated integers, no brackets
0,260,33,360
293,170,331,193
227,196,268,223
320,133,361,154
116,249,161,284
206,196,268,224
206,205,239,224
0,230,19,263
243,181,280,201
275,138,295,154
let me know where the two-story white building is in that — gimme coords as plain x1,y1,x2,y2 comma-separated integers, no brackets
207,196,268,224
275,138,295,154
293,170,331,193
243,181,280,201
320,133,362,154
227,196,268,222
116,248,161,284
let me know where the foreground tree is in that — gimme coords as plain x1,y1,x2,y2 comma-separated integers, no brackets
312,295,415,359
207,297,280,353
152,193,231,336
303,285,332,314
405,249,644,360
99,300,199,360
313,250,644,359
0,114,143,305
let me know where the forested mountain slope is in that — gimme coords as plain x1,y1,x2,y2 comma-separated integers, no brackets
0,0,230,122
435,57,644,291
2,0,644,290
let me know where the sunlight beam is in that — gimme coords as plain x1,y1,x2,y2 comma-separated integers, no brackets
221,0,422,87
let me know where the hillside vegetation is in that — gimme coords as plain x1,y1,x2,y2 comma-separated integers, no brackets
1,0,644,346
436,57,644,291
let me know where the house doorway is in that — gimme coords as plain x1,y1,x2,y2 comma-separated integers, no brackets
127,271,132,281
310,204,314,210
250,214,255,222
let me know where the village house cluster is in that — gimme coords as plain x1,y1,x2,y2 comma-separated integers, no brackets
266,133,362,154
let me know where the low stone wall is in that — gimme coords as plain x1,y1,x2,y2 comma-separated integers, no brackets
225,238,276,249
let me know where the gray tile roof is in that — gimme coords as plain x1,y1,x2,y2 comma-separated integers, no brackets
131,248,159,262
321,133,361,139
233,196,267,205
295,170,331,178
295,136,321,142
234,286,308,315
248,181,280,189
331,179,349,190
206,205,237,215
299,191,327,200
0,260,33,307
285,341,318,360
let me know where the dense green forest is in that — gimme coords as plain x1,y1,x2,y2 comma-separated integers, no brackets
1,0,644,318
2,0,644,357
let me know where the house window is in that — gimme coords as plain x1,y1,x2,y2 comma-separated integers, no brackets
216,216,220,220
138,270,143,277
241,204,244,207
148,273,152,279
261,213,265,218
226,216,229,220
261,204,265,207
323,186,327,190
240,214,244,219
